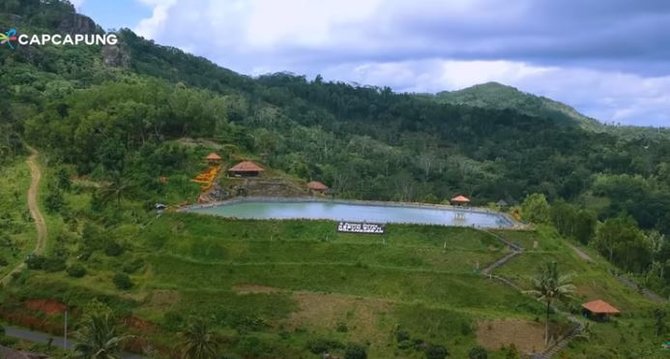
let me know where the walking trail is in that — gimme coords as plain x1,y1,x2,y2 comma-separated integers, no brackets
0,146,47,287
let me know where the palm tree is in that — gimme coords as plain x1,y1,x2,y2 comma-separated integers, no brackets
526,261,575,346
180,319,219,359
74,314,130,359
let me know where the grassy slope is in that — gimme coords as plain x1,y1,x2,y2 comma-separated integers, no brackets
0,159,34,279
4,204,667,358
493,227,667,358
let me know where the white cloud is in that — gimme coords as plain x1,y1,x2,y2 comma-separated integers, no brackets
319,59,670,126
130,0,670,126
134,0,178,39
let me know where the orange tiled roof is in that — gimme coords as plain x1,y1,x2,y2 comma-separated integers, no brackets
228,160,264,172
451,195,471,203
307,181,328,190
206,152,222,161
582,299,620,314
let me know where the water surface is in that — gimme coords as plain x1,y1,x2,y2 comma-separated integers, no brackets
187,200,514,228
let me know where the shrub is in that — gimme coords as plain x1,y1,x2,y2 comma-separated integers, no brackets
0,256,8,267
425,344,449,359
25,254,46,269
336,321,349,332
395,328,410,342
344,343,367,359
66,264,87,278
112,273,133,290
104,241,124,256
307,338,344,354
468,346,488,359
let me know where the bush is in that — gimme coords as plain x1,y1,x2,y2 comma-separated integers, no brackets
425,344,449,359
25,254,45,269
112,273,133,290
104,241,124,256
66,264,87,278
336,321,348,332
344,343,367,359
468,346,488,359
43,256,66,272
395,328,410,342
307,338,344,354
122,258,145,274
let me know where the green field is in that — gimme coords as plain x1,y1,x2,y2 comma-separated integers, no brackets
0,159,34,279
3,213,668,358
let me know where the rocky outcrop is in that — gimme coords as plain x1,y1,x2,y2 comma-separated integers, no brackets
102,42,130,67
57,13,102,34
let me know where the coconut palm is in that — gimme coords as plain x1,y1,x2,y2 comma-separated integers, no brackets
74,314,130,359
180,319,219,359
526,261,575,345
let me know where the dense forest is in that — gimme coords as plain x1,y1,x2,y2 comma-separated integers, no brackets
2,0,670,297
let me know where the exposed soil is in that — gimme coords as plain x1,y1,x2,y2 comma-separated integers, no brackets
232,283,282,294
24,299,66,315
148,289,182,309
285,291,392,342
476,319,548,354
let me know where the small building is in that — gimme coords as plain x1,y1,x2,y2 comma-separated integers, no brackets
582,299,620,321
496,199,509,208
228,160,264,177
307,181,329,193
206,152,223,165
450,195,471,206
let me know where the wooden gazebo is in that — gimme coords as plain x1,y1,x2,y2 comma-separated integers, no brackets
307,181,328,193
582,299,620,321
228,160,264,177
205,152,222,165
450,195,471,206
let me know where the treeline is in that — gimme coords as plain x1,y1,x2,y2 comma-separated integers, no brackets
521,193,670,296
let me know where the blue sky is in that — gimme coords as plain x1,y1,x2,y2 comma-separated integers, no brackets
73,0,670,127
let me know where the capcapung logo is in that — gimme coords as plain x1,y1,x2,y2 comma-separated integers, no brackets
2,28,118,48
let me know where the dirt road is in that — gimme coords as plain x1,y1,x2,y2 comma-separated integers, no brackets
0,146,47,286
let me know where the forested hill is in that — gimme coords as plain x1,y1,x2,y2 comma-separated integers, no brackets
2,2,670,232
430,82,603,130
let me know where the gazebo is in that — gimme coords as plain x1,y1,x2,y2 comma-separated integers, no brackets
450,195,471,206
228,160,264,177
582,299,620,321
205,152,222,165
307,181,328,193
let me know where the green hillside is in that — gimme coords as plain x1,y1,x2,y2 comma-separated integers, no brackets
0,1,669,358
431,82,602,130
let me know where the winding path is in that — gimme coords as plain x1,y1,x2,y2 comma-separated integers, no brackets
0,146,47,287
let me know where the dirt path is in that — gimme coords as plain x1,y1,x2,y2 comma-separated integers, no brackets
0,146,46,286
567,242,592,262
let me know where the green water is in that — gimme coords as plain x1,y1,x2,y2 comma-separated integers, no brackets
188,200,514,228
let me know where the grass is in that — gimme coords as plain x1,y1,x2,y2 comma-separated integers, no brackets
0,158,34,279
2,194,669,358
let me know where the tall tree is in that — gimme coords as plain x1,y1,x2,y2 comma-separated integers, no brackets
526,262,575,345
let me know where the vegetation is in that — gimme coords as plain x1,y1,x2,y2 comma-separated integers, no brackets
74,314,129,359
526,262,575,345
0,1,669,358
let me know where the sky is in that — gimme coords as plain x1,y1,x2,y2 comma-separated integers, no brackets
76,0,670,127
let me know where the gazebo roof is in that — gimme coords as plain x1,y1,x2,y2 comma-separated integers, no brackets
496,199,509,206
205,152,222,161
228,160,264,172
451,195,471,203
307,181,328,190
582,299,620,314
